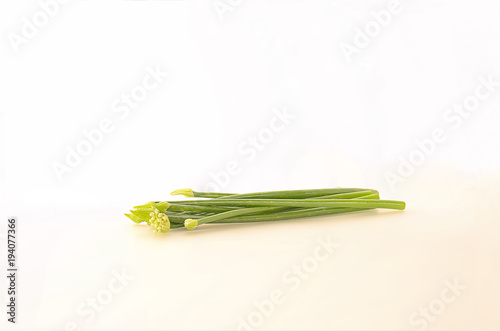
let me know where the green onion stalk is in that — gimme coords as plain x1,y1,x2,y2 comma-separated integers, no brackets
125,188,405,234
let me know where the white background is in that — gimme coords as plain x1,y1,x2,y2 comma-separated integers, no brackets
1,0,499,330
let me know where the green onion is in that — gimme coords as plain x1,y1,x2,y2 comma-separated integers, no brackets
183,190,377,229
165,198,405,210
171,187,378,199
213,193,379,224
125,187,405,234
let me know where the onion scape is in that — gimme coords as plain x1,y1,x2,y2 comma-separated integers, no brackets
125,188,405,234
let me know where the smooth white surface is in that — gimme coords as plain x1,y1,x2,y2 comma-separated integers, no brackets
1,1,499,330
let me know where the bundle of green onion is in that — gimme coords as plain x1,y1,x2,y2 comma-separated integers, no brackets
125,188,406,233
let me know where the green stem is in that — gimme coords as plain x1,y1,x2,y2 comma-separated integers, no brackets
171,188,234,198
183,191,380,229
216,193,381,223
167,204,236,213
169,222,185,229
169,191,378,225
172,198,405,210
181,194,380,227
170,189,381,224
174,188,378,200
235,190,377,217
185,206,274,229
215,206,372,223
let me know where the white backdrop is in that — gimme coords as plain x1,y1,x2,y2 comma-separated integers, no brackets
1,1,499,330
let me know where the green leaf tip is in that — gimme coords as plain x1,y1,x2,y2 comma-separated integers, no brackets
184,219,198,230
133,201,170,213
124,213,144,224
133,201,157,209
171,188,194,198
152,201,170,213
